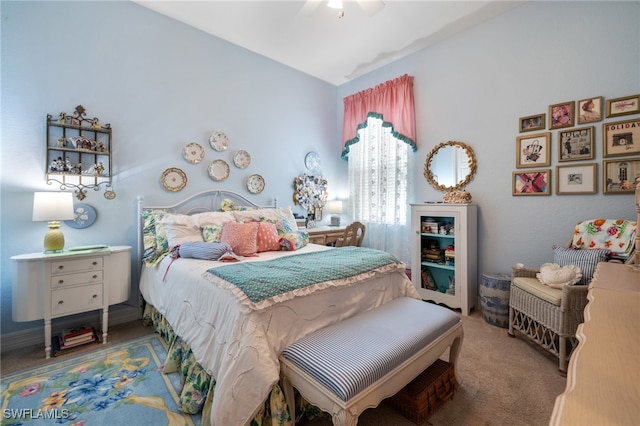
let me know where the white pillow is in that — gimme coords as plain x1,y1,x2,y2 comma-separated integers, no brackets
190,211,236,227
536,263,582,289
233,207,298,232
158,213,203,248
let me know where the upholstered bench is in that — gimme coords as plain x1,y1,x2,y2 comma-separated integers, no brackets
279,297,463,426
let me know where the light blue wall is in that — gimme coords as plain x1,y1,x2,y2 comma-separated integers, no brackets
0,1,337,335
339,0,639,275
1,1,639,337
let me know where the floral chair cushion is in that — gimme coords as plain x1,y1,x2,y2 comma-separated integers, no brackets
571,219,637,258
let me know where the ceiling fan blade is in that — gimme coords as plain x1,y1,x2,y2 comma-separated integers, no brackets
299,0,323,17
357,0,385,16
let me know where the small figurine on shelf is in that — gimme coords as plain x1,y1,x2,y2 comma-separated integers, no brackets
58,112,67,124
92,162,105,176
90,117,101,129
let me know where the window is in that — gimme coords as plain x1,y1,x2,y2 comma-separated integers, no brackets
348,115,408,225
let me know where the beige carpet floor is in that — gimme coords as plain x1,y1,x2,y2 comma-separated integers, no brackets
1,310,566,426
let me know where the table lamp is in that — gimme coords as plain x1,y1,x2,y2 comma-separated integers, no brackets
328,200,343,226
32,192,75,252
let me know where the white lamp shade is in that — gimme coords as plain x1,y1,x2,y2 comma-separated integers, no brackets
328,200,343,214
32,192,75,222
327,0,343,9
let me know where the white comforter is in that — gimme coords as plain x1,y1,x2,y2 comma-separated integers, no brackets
139,244,419,426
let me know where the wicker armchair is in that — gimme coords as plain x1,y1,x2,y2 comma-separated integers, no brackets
508,219,637,374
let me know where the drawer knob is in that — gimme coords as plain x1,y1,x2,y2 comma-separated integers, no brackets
58,265,64,270
58,280,64,284
58,300,64,304
92,275,98,279
92,261,98,266
92,294,98,299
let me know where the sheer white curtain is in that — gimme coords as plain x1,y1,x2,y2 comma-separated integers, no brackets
347,115,412,265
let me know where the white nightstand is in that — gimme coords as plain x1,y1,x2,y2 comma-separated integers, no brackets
11,245,131,358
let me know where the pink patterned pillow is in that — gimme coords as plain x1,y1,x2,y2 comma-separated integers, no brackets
220,221,259,257
257,222,281,252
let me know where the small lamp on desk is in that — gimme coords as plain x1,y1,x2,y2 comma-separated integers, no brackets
328,200,343,226
32,192,75,252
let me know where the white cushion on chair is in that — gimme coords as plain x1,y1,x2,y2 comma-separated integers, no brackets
513,277,562,305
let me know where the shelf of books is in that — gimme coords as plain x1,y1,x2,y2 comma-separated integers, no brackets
52,326,98,356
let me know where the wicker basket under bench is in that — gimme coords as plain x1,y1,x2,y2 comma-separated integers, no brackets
280,297,463,426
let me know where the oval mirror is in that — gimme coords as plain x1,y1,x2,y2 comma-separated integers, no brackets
423,141,477,191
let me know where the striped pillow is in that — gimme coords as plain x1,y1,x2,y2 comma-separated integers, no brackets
178,242,234,260
552,246,609,285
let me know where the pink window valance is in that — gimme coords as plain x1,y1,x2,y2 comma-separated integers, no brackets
341,74,416,160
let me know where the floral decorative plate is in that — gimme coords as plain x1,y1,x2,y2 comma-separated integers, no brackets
208,159,230,182
65,203,97,229
305,151,321,174
209,131,229,151
233,150,251,169
183,142,205,164
247,174,265,194
161,167,187,192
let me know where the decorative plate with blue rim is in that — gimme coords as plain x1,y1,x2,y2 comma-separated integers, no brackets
65,203,97,229
305,151,321,173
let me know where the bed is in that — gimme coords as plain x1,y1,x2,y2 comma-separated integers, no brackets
136,190,420,426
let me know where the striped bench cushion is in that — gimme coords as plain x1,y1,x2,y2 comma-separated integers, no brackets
281,297,460,402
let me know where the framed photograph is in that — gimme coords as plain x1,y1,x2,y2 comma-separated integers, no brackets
606,94,640,118
549,101,575,129
603,118,640,157
556,163,596,194
516,132,551,168
519,114,545,133
577,97,603,124
512,169,551,196
603,157,640,194
558,126,594,162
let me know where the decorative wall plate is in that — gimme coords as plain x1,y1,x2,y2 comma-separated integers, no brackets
161,167,187,192
247,174,265,194
103,189,116,200
208,159,230,181
209,131,229,151
65,203,97,229
305,151,321,174
183,142,205,164
233,150,251,169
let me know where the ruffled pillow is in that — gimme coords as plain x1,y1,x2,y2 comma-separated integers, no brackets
159,213,203,248
220,221,259,256
536,263,582,289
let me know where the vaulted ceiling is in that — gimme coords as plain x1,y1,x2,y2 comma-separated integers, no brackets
134,1,525,86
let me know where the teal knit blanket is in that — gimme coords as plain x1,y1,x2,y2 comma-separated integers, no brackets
206,247,402,306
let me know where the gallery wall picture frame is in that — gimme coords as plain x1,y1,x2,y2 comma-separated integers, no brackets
603,118,640,157
556,163,596,195
519,114,545,133
605,94,640,118
516,132,551,168
603,157,640,194
512,169,551,196
549,101,575,129
577,97,603,124
558,126,594,162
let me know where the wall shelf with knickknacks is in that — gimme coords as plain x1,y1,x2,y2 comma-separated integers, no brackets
46,105,116,200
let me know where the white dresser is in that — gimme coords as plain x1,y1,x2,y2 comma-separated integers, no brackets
11,245,131,358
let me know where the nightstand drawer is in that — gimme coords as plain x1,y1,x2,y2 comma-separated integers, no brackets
309,235,327,245
51,257,103,274
50,270,103,288
51,284,103,317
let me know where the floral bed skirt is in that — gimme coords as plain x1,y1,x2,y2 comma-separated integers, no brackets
142,303,322,426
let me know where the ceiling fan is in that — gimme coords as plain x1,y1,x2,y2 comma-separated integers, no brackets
300,0,385,18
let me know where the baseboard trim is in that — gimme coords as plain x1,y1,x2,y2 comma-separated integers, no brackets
0,305,141,354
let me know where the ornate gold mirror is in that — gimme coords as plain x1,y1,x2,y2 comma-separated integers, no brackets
423,141,477,191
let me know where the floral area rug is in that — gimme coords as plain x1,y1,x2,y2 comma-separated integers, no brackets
0,334,200,426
